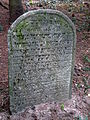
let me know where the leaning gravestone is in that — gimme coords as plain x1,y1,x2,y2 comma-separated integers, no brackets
8,9,76,113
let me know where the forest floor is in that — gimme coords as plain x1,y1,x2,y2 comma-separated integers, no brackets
0,0,90,120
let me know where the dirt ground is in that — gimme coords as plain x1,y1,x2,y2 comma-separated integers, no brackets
0,0,90,119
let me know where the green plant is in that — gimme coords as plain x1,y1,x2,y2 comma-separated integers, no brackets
82,67,90,71
76,14,90,32
78,116,82,120
82,34,88,40
76,115,88,120
83,77,90,94
85,116,88,120
77,83,82,88
29,0,32,5
79,3,84,12
72,16,76,24
60,103,64,111
83,55,90,63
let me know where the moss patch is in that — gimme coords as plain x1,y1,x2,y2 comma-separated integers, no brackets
15,20,29,47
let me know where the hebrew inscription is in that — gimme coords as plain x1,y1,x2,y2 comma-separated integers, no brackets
8,9,76,113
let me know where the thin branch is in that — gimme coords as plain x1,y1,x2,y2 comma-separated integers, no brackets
0,1,9,10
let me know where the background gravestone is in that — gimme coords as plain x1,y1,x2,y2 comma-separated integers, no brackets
8,9,76,113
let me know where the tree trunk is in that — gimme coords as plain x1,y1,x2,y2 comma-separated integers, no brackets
9,0,23,23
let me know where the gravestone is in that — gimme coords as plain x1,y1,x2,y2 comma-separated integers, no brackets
8,9,76,113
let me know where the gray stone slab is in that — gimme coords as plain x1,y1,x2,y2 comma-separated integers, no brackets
7,9,76,113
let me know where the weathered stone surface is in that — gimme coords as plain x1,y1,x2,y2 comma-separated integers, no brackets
7,9,76,113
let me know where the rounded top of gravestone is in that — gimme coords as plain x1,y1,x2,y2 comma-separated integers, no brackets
8,9,76,34
8,9,76,54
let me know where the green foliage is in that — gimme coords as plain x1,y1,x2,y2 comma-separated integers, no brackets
78,116,82,120
83,77,90,94
83,55,90,63
79,4,83,12
82,34,88,40
76,115,88,120
82,67,90,71
71,16,76,24
60,103,64,111
77,83,82,88
77,15,90,32
85,116,88,120
29,0,32,5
